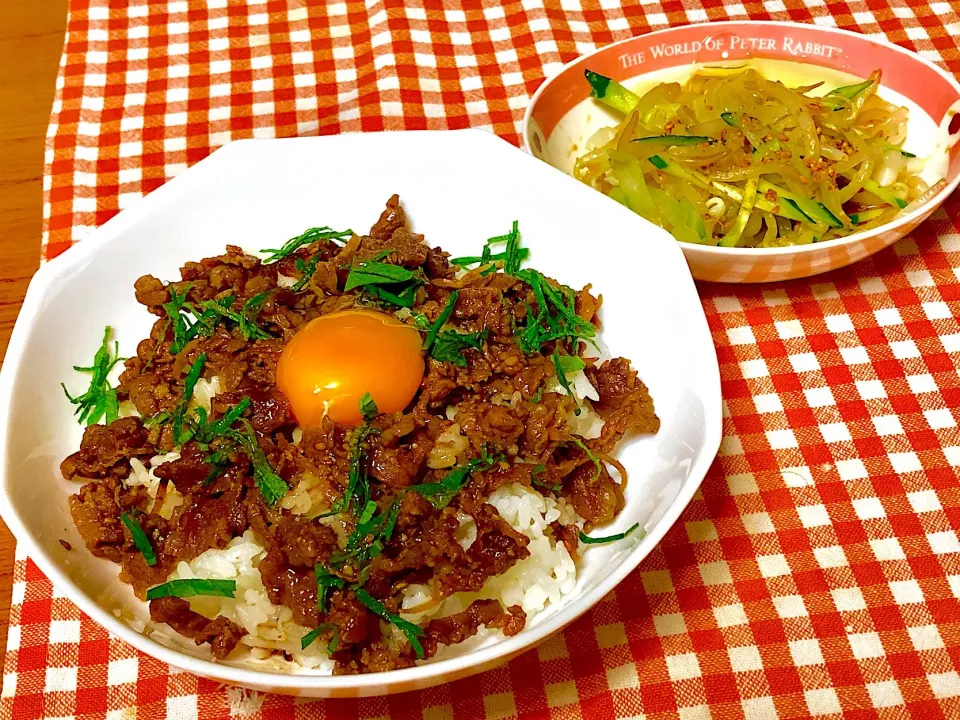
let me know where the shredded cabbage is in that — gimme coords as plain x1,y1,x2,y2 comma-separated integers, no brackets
575,66,927,247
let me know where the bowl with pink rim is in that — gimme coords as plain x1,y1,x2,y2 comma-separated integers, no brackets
522,21,960,283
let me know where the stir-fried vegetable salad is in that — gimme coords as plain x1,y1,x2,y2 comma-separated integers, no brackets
574,66,934,248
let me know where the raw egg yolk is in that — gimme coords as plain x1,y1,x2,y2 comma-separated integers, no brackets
276,309,424,427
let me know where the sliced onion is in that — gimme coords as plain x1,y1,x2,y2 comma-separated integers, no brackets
871,149,905,187
906,175,930,200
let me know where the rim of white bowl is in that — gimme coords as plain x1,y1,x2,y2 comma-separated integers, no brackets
0,130,723,693
522,20,960,257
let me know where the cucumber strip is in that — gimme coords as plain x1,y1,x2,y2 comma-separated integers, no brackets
647,155,810,223
821,78,874,108
878,141,917,159
782,199,816,225
647,155,669,171
721,111,764,149
828,78,875,99
584,69,639,115
631,135,713,146
848,208,886,225
752,139,782,159
722,184,809,223
718,178,758,247
862,179,909,209
757,180,842,228
795,198,843,228
720,112,739,128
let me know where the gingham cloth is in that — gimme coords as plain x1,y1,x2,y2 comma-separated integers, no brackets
7,0,960,718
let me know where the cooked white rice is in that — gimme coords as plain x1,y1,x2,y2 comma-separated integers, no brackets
147,483,582,672
125,452,184,519
191,376,222,414
546,367,605,439
129,371,605,670
400,483,580,620
164,530,336,673
427,423,470,469
276,273,297,289
126,451,181,498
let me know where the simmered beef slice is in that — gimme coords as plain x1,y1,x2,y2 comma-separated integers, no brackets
68,479,127,562
420,599,526,658
274,515,338,568
436,505,529,596
338,640,415,675
257,546,320,627
152,442,215,495
416,361,458,410
551,521,580,561
151,443,244,497
274,242,342,289
69,473,153,563
337,599,525,673
564,459,623,528
425,246,455,280
247,387,295,434
134,275,168,310
357,195,429,267
369,437,431,489
149,597,246,659
243,491,282,540
163,486,248,563
122,371,171,417
466,505,530,576
584,358,659,452
452,286,514,338
120,553,173,598
366,194,407,243
60,418,151,481
379,227,430,268
326,590,373,647
522,392,570,456
360,493,465,591
456,402,525,454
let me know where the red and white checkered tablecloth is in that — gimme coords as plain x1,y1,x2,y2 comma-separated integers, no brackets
7,0,960,718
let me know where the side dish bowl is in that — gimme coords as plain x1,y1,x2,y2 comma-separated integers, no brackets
0,130,722,696
523,21,960,283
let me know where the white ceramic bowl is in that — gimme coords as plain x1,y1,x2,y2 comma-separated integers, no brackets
523,21,960,283
0,130,721,697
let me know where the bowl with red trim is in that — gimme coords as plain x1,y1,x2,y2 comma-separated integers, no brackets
522,21,960,283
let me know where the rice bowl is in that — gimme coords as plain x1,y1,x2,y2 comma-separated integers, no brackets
58,195,661,674
0,130,721,695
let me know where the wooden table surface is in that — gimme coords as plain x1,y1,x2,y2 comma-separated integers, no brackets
0,0,68,654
